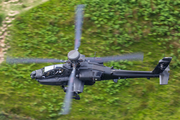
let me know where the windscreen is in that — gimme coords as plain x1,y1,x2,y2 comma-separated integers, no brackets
44,65,54,72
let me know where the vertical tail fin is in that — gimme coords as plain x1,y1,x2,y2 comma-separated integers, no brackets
152,57,172,85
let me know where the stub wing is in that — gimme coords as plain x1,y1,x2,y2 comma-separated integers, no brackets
112,57,172,85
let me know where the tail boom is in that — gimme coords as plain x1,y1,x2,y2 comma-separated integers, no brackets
111,57,172,85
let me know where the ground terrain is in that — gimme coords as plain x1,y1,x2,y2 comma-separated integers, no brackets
0,0,180,120
0,0,48,63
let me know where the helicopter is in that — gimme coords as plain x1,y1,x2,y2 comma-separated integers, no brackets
6,4,172,115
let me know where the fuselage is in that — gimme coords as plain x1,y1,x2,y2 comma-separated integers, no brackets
30,61,159,86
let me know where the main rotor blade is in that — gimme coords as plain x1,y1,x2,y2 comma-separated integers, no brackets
60,63,76,115
6,57,66,64
85,52,144,63
74,4,85,51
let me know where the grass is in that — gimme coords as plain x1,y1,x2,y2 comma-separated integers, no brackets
0,111,34,120
0,0,49,27
0,0,180,119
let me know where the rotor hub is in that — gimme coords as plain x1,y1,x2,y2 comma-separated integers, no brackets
68,50,80,61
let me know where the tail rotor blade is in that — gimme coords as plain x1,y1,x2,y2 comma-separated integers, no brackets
60,63,76,115
74,4,85,51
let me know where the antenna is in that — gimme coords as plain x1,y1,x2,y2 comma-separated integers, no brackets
94,51,96,58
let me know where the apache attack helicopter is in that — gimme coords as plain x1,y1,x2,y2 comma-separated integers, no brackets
7,5,172,115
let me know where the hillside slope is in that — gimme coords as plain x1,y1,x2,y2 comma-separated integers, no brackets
0,0,180,120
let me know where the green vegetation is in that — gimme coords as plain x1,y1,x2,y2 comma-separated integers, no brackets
1,0,180,119
0,13,4,26
0,111,34,120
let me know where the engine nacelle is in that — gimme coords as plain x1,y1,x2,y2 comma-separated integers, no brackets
78,70,93,81
78,70,102,81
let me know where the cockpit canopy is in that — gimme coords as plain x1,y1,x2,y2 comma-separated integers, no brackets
42,64,64,77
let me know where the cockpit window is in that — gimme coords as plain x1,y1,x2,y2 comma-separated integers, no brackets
44,65,54,72
43,64,64,77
